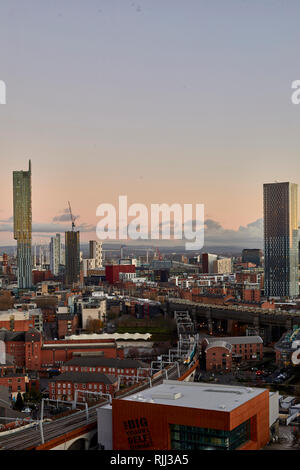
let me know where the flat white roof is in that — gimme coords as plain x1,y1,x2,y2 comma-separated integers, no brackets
122,380,266,413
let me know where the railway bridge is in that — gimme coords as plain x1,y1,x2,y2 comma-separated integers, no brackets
165,298,300,343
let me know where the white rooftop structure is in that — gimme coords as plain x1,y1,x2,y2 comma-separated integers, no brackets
65,333,152,341
204,336,263,345
122,380,266,413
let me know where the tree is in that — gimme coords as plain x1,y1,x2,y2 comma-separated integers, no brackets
86,317,103,333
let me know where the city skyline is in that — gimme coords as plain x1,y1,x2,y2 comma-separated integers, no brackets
2,1,300,247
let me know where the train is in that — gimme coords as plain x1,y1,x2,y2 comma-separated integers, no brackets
183,344,197,366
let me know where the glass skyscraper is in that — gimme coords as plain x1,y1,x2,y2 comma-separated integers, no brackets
264,182,299,298
13,160,32,289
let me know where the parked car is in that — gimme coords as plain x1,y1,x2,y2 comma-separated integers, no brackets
22,407,31,413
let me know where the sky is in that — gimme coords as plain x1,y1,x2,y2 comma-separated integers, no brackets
1,0,300,247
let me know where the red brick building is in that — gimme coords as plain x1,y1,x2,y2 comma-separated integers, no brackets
57,314,79,339
0,329,124,371
0,354,26,399
49,372,118,402
111,381,270,450
61,356,150,386
41,338,124,370
204,340,232,371
202,336,263,371
105,265,136,285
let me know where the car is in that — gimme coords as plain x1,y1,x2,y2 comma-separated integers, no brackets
22,407,31,413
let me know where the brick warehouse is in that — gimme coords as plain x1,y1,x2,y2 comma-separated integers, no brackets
110,380,271,450
201,336,263,371
0,329,124,371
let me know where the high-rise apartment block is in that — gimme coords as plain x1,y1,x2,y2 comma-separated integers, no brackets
50,233,61,276
264,182,299,298
13,160,32,289
89,240,103,268
65,231,80,286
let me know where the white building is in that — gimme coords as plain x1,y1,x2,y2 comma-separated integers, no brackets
50,234,62,275
89,240,103,268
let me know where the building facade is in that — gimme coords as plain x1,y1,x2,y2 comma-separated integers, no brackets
264,182,299,298
111,380,270,450
13,160,32,289
89,241,103,268
65,231,80,287
50,234,61,276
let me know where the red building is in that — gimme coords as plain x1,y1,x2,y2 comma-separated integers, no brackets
204,340,232,371
111,381,270,450
0,329,124,371
0,354,26,399
57,314,79,339
40,338,124,370
49,372,118,402
61,356,149,386
202,336,263,371
32,270,53,285
105,265,136,285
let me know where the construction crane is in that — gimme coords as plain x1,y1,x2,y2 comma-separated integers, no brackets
68,201,76,231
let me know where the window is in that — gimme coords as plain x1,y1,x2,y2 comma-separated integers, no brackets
170,420,251,451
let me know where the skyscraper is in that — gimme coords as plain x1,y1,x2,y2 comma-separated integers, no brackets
264,182,299,298
13,160,32,289
50,233,61,276
89,240,103,268
65,231,80,286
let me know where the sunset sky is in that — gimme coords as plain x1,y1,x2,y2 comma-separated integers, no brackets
1,0,300,247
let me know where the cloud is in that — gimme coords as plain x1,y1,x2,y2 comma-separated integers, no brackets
0,220,96,234
203,218,263,248
0,214,264,247
53,208,80,223
0,216,13,223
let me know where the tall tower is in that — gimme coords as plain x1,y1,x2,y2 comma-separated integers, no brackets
50,234,61,276
65,231,80,286
264,182,299,298
13,160,32,289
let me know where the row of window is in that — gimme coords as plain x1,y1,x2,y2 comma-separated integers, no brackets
51,382,111,390
63,366,136,374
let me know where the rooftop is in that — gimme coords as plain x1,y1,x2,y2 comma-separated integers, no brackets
50,372,117,384
121,380,266,412
204,336,263,345
63,356,148,369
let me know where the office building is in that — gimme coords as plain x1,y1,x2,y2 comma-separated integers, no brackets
213,257,232,274
65,231,80,286
263,182,299,298
242,249,262,267
13,160,32,289
202,253,218,273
